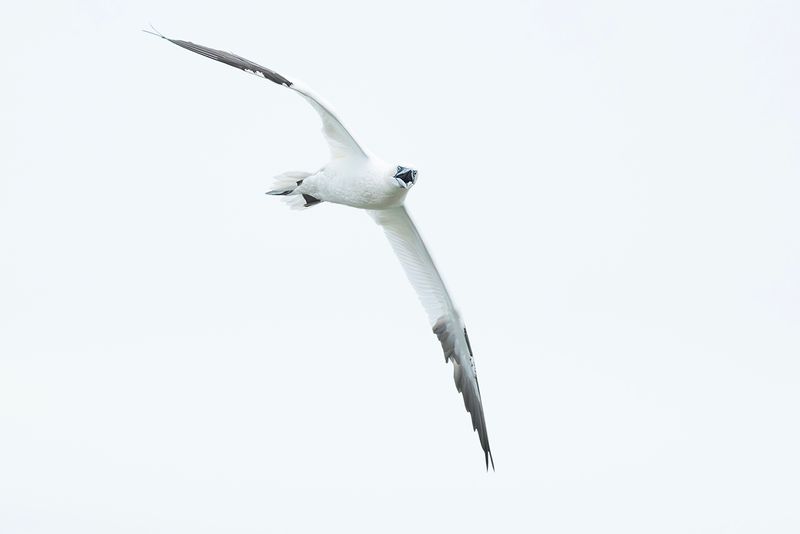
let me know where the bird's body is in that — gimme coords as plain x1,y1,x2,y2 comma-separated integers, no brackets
148,29,494,469
300,157,407,210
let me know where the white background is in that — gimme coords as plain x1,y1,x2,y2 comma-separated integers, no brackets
2,1,799,532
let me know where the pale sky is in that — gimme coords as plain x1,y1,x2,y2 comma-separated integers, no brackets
2,1,799,532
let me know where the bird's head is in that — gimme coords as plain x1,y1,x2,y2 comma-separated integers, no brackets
393,166,418,189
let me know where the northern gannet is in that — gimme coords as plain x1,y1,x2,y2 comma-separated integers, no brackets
147,30,494,469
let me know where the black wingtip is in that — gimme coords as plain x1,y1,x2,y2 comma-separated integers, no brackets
484,449,495,472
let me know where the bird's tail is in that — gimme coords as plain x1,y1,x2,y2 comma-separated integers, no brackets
266,171,320,209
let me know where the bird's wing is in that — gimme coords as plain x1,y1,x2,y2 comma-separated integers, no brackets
369,206,494,469
147,31,369,160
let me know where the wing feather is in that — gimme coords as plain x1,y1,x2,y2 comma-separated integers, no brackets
370,207,494,469
150,32,368,159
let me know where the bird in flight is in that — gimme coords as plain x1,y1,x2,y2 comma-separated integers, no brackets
146,29,494,469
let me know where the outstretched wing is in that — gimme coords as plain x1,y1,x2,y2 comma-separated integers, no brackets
369,207,494,469
147,31,368,159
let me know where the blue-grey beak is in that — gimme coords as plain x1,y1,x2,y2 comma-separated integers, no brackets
394,166,417,189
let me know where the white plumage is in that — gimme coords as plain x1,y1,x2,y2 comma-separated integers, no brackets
148,30,494,469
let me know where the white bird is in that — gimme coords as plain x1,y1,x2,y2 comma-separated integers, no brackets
147,30,494,469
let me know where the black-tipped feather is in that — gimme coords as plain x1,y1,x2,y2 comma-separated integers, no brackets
169,40,292,86
372,206,494,470
433,316,494,471
146,28,370,160
145,29,292,87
